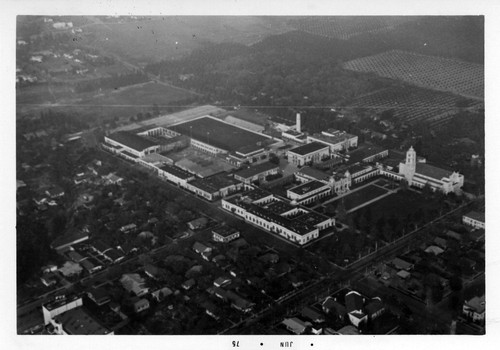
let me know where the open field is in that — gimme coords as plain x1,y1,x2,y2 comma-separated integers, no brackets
82,16,292,64
348,85,483,127
171,116,271,153
168,147,236,177
343,50,484,100
330,184,390,212
79,81,197,108
288,16,417,40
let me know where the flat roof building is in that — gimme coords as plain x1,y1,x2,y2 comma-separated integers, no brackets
287,142,330,166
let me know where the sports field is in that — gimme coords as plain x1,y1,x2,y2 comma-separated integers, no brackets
343,50,484,100
171,116,272,153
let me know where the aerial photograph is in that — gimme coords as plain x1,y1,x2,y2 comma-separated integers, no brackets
15,14,485,339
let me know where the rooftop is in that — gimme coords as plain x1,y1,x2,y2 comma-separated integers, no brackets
347,145,387,164
43,295,82,311
416,163,454,180
159,164,194,180
309,130,356,145
189,172,239,193
234,162,279,179
241,188,273,202
212,226,239,238
55,307,111,335
297,166,330,181
288,142,329,156
288,180,329,196
464,211,485,223
465,295,485,314
107,131,157,152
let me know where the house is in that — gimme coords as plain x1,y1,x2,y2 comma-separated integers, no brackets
120,273,149,296
133,298,150,313
41,264,58,274
45,186,65,198
182,278,196,290
151,287,173,302
187,217,209,230
334,325,359,335
322,297,347,321
226,291,254,313
396,270,411,279
213,277,232,288
463,211,485,230
120,223,137,233
212,226,240,243
365,297,385,320
104,173,123,185
391,257,414,271
434,237,448,249
463,295,485,323
214,287,228,301
425,245,444,255
58,261,82,277
301,306,325,323
87,287,111,306
200,300,220,320
258,253,280,264
345,291,367,328
50,231,89,251
144,264,166,280
40,273,57,287
192,242,212,255
446,230,463,241
104,248,125,263
282,317,308,335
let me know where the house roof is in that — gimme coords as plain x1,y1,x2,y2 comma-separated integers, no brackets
288,142,329,156
301,306,324,322
234,162,279,179
212,226,240,238
193,242,210,253
297,166,330,181
397,270,411,279
464,211,485,223
323,297,346,315
282,318,307,334
288,180,328,196
415,163,454,180
345,291,364,313
425,245,444,255
91,240,111,254
465,295,485,314
51,231,89,250
107,131,157,152
392,257,413,270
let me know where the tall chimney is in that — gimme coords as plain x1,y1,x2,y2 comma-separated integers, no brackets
296,113,301,133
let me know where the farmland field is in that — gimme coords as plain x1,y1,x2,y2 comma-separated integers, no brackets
348,85,483,128
288,16,417,40
343,50,484,100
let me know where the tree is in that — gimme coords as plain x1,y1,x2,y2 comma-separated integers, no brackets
269,153,280,165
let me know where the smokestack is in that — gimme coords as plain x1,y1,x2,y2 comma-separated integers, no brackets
296,113,301,133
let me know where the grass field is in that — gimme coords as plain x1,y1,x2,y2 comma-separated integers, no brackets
343,50,484,100
331,184,389,212
360,190,439,221
171,116,271,153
